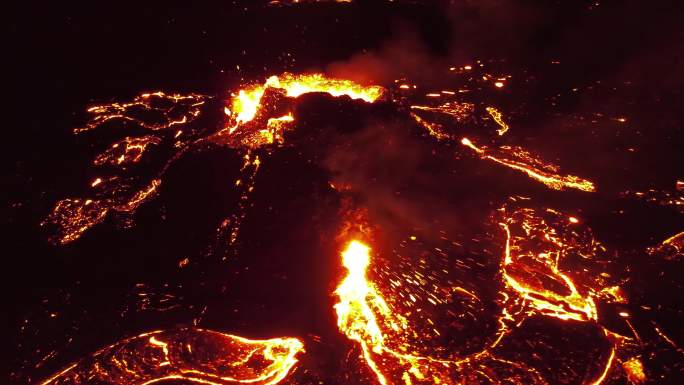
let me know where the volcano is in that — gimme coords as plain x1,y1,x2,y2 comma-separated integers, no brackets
7,2,684,385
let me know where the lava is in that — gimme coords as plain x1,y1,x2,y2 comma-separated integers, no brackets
31,63,676,385
409,101,474,121
621,357,645,384
44,179,161,244
226,72,383,129
42,91,210,244
409,112,451,141
499,207,599,322
75,92,208,134
485,107,509,136
333,240,546,385
461,137,596,192
333,201,641,384
39,329,304,385
93,136,162,166
43,74,385,244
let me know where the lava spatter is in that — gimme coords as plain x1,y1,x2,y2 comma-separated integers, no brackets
39,329,304,385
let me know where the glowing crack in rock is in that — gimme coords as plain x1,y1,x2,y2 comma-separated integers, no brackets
409,112,452,141
39,329,304,385
461,137,596,192
495,204,641,385
620,188,684,214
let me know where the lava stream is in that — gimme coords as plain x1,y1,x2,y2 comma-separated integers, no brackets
461,137,596,192
39,329,304,385
334,240,546,385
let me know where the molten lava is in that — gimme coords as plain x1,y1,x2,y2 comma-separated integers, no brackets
499,208,598,322
485,107,509,136
333,240,547,385
227,73,383,129
39,329,304,385
461,137,596,192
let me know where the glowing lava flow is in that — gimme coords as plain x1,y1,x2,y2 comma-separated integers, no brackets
499,208,598,322
43,91,211,244
485,107,509,136
39,329,304,385
75,92,208,134
334,240,546,385
226,72,383,130
409,102,474,121
461,137,596,192
45,179,161,244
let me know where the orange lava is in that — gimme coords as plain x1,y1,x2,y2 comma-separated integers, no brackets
40,329,304,385
461,137,596,192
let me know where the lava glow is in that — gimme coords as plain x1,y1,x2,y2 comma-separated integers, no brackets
32,62,675,385
499,208,598,322
461,137,596,192
485,107,509,136
333,240,547,385
333,202,638,384
76,92,208,134
39,329,304,385
409,101,474,121
227,73,383,128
